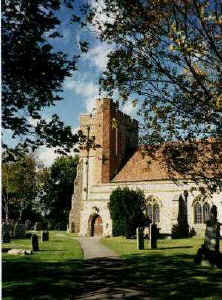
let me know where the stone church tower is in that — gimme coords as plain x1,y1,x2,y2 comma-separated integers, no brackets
69,98,138,235
69,98,222,237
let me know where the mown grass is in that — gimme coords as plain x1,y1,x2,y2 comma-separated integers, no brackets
2,231,83,300
101,237,222,300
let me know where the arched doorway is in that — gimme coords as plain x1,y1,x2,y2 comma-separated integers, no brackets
91,214,103,237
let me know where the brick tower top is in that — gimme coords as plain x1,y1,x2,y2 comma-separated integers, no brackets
79,98,138,184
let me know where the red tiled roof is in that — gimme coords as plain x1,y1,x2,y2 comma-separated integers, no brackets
112,140,222,182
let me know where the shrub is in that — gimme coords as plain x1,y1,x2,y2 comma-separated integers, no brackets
109,187,148,237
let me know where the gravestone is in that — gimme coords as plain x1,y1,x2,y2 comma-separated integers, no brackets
41,231,49,242
136,227,144,250
14,224,26,238
34,222,41,231
149,223,159,249
42,222,48,230
8,249,33,255
25,219,32,230
204,205,220,252
2,224,10,243
32,234,39,251
194,205,222,268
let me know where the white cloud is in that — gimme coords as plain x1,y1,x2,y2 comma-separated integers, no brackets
28,116,52,127
36,129,79,167
72,127,80,134
64,75,99,113
36,146,61,167
122,102,137,117
85,43,113,71
28,117,39,127
89,0,116,33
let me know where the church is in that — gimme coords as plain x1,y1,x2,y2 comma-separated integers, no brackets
69,98,222,237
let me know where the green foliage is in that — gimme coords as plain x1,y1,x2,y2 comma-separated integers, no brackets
2,0,81,156
85,0,222,191
109,187,147,237
39,156,79,228
2,154,40,224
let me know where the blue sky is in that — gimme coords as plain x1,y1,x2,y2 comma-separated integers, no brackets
4,1,137,166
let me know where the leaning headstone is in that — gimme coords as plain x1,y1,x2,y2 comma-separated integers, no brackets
136,227,144,250
194,205,222,268
8,249,33,255
150,223,159,249
2,224,10,243
32,234,39,251
14,224,26,239
204,206,220,252
41,231,49,242
8,249,26,255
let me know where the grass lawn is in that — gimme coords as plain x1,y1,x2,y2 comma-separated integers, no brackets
2,231,83,300
101,237,222,300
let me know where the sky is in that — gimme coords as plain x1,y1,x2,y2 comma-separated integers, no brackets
4,1,138,167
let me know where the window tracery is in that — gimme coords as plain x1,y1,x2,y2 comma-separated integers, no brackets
145,196,160,223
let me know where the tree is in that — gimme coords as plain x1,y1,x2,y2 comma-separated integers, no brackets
2,0,82,156
2,154,39,225
86,0,222,190
109,187,148,237
39,155,79,229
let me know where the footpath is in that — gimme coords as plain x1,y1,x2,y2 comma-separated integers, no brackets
77,237,119,259
73,237,151,300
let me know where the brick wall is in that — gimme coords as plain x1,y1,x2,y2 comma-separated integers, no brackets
79,98,139,184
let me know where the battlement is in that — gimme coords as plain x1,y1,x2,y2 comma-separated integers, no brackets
79,98,139,184
95,98,138,127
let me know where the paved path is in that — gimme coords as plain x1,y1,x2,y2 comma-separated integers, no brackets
77,237,120,259
72,237,151,299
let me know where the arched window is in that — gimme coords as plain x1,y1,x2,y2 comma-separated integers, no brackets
203,202,210,223
146,200,160,223
153,204,160,223
194,202,202,224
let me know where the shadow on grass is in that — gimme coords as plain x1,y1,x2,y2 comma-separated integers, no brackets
3,257,84,300
3,252,222,300
123,252,222,300
156,246,193,250
3,256,150,300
